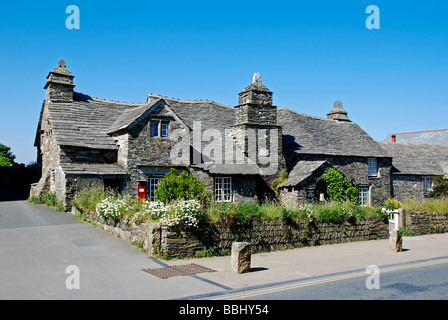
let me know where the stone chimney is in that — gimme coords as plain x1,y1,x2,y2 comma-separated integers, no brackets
327,100,350,122
232,73,283,175
44,59,75,102
235,73,276,126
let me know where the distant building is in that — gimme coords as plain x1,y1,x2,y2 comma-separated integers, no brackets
383,129,448,146
379,142,448,201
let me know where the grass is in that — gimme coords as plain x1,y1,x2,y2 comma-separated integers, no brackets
402,197,448,214
28,190,65,212
202,200,383,226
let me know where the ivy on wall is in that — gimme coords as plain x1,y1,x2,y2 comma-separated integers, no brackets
323,167,359,205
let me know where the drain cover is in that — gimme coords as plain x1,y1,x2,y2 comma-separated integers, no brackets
143,263,216,279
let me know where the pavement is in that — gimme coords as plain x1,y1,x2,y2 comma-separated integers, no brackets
165,232,448,295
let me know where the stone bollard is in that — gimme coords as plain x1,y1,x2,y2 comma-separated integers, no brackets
389,229,403,252
231,242,251,274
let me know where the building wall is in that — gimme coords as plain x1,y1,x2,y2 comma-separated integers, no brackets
391,175,427,202
124,104,188,195
32,104,61,196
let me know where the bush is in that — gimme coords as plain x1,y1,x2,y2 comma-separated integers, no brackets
155,168,211,205
75,186,110,212
96,197,127,221
383,197,402,210
159,200,203,228
323,168,359,205
429,176,448,199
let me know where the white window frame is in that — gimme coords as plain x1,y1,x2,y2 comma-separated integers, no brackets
214,177,233,202
161,123,168,137
150,120,169,137
359,186,370,207
368,158,378,177
148,178,162,201
423,176,433,191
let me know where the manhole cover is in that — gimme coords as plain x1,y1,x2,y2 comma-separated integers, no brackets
143,263,216,279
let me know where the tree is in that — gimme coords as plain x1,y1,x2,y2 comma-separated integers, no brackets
323,168,359,205
0,143,16,167
154,168,211,205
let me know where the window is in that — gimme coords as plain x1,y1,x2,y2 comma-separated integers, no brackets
359,187,369,207
161,123,168,137
150,122,159,137
214,177,232,202
368,158,378,177
150,121,169,137
148,178,162,201
423,176,433,191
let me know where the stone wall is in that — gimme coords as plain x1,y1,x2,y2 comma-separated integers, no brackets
71,206,448,259
161,217,390,258
391,175,427,202
406,211,448,235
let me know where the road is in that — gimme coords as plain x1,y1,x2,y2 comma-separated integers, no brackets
1,190,448,304
0,195,226,300
202,257,448,300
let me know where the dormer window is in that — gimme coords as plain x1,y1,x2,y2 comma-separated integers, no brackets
150,120,169,137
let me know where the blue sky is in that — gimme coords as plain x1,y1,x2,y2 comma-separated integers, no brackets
0,0,447,164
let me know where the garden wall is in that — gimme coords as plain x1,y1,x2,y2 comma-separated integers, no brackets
406,212,448,235
71,207,448,259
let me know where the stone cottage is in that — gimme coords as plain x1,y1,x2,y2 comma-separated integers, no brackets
379,142,448,201
32,59,443,210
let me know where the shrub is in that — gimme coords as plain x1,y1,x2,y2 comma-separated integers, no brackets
323,168,359,205
159,200,203,228
272,169,288,198
96,197,127,221
154,168,211,205
429,176,448,199
383,197,402,210
75,186,110,212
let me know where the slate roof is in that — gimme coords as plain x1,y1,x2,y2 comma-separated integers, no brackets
281,160,330,187
277,108,389,158
59,163,129,176
150,94,235,132
43,90,390,168
46,92,148,150
379,142,448,177
383,129,448,146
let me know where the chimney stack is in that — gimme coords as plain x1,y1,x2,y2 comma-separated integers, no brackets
44,59,75,102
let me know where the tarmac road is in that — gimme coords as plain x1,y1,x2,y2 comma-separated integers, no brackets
0,196,226,300
1,190,448,301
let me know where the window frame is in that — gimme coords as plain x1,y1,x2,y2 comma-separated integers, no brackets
150,120,170,138
367,158,378,177
214,177,233,202
148,177,162,202
422,176,433,192
358,186,370,207
161,122,169,137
